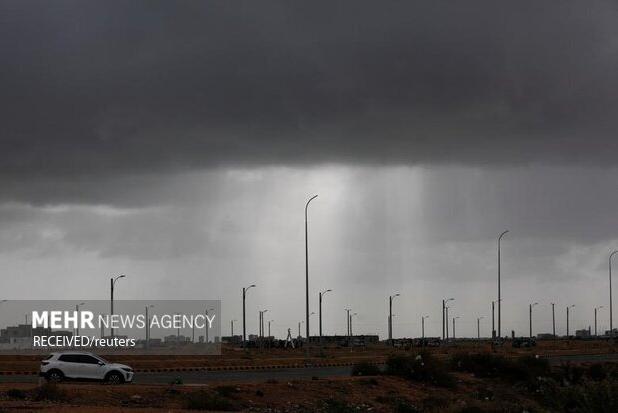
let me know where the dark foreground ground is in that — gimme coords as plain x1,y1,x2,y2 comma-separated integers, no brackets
0,351,617,412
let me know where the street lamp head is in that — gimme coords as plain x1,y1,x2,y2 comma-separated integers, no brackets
499,230,510,238
532,302,539,306
446,297,454,303
305,194,319,211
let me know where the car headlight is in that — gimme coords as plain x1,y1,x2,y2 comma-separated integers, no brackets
121,367,133,372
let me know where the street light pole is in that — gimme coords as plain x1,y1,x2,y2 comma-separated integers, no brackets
298,320,304,339
445,306,451,340
491,300,500,338
305,195,318,343
453,316,460,339
529,302,538,338
242,284,256,347
75,302,85,336
319,289,332,344
259,310,268,339
231,319,236,336
551,303,556,338
567,305,575,337
145,304,153,349
422,315,429,339
498,230,509,338
594,306,603,337
389,293,400,345
205,307,214,343
610,250,617,338
477,316,484,339
443,298,454,341
268,320,273,337
110,275,125,338
350,313,357,336
345,308,351,338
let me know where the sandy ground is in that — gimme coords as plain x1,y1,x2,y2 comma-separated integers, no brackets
0,373,544,412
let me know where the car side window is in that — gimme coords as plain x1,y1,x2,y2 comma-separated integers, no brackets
79,355,101,364
58,354,80,363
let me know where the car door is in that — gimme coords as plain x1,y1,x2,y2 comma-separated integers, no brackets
57,354,80,378
77,354,104,379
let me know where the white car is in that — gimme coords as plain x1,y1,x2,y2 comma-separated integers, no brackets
40,352,134,384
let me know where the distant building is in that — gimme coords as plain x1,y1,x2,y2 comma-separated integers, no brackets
536,333,554,339
163,335,190,344
1,324,52,342
221,335,242,344
575,329,590,338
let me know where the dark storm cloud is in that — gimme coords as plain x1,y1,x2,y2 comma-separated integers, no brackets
1,0,617,195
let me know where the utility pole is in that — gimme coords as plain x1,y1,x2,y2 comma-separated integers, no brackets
452,316,459,339
422,315,429,339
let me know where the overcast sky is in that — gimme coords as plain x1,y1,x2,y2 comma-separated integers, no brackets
0,1,617,339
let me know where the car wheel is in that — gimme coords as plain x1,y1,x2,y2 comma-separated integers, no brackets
46,369,64,382
105,371,124,384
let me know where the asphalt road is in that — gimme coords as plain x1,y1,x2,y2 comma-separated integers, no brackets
3,353,618,385
545,353,618,365
0,365,354,385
